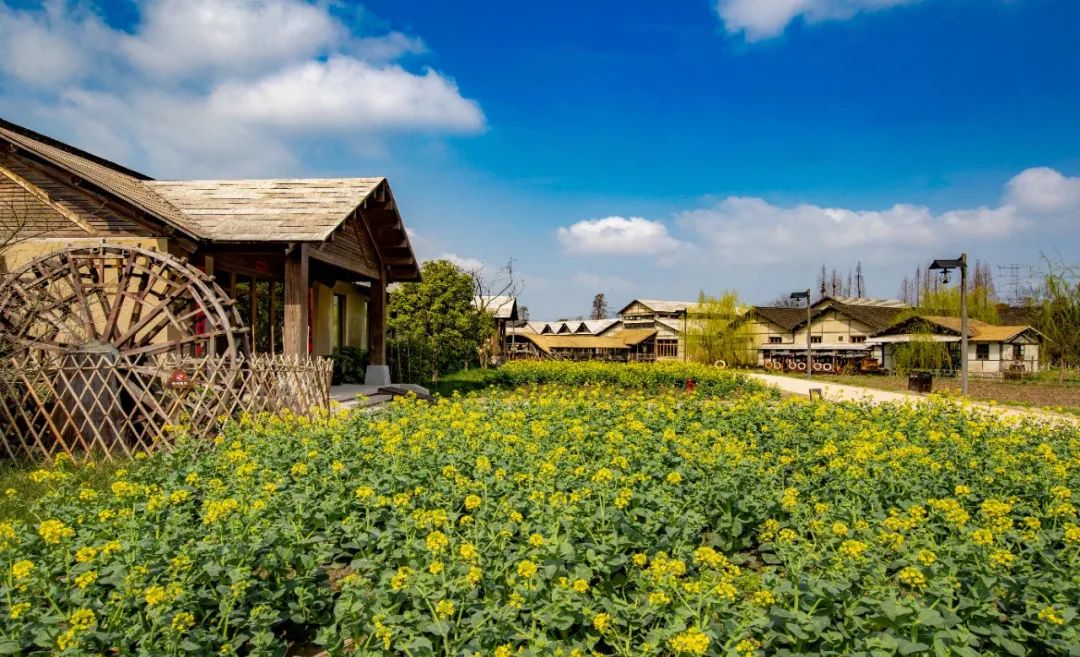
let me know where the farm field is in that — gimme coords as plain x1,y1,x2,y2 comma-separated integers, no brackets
788,372,1080,417
1,364,1078,656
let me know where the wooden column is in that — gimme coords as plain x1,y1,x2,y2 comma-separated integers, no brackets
284,245,309,355
367,266,387,365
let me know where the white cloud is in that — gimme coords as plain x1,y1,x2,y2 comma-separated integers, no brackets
434,252,485,272
1005,167,1080,216
715,0,922,41
0,0,484,176
557,216,685,255
0,1,112,85
560,167,1075,267
209,56,484,134
120,0,344,78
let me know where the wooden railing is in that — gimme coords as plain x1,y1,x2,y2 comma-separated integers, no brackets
0,353,332,463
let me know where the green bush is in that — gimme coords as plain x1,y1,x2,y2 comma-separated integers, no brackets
330,347,369,385
499,360,770,397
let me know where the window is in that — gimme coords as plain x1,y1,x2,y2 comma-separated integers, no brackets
810,336,822,344
837,335,844,342
331,294,346,352
657,339,679,358
851,336,867,344
768,336,782,344
976,344,989,361
1012,344,1023,361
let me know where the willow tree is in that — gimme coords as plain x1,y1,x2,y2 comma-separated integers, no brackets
1034,258,1080,382
684,291,753,367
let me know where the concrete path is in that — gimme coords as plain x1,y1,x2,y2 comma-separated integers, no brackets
330,383,431,409
747,372,1077,425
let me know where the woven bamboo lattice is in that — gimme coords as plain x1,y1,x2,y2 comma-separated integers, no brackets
0,353,332,463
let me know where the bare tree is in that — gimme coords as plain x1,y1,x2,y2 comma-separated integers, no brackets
590,293,608,320
764,293,804,308
467,259,522,367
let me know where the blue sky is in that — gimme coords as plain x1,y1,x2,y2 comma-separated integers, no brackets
2,0,1078,318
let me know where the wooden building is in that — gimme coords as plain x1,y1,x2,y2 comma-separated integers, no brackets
747,297,908,373
616,299,700,360
0,118,419,380
870,316,1044,376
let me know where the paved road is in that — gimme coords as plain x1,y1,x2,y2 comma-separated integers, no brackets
747,372,1078,425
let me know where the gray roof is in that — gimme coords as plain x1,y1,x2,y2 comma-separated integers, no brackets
145,178,385,242
0,122,201,237
474,295,518,320
0,118,416,268
624,299,701,314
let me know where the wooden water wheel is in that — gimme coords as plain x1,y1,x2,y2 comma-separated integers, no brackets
0,245,248,458
0,244,246,359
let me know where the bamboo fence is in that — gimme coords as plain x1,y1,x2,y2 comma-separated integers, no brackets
0,353,332,463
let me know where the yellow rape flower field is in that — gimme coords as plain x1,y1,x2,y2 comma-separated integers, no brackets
1,362,1079,656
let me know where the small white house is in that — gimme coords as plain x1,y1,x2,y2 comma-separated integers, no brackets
870,315,1044,376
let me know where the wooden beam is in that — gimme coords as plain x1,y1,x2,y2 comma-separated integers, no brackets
0,162,96,233
283,245,309,355
249,275,258,354
367,266,387,366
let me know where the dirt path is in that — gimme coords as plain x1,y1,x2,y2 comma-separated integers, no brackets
748,372,1078,425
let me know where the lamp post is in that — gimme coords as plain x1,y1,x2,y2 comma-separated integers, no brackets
790,289,812,379
929,254,968,396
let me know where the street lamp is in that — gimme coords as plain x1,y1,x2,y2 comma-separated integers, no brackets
790,289,812,379
929,254,968,396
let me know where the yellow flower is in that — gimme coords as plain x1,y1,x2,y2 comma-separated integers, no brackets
290,462,308,477
693,546,726,569
831,522,849,537
517,559,538,579
648,590,671,606
8,602,30,619
434,599,455,618
1038,606,1065,625
668,628,710,655
971,528,995,546
736,638,761,657
203,498,239,524
390,567,413,591
171,611,195,632
144,585,167,606
459,542,479,562
666,471,683,485
572,578,590,593
425,531,449,553
751,590,776,607
632,553,648,567
1064,524,1080,543
428,560,444,575
466,566,483,586
897,566,926,589
74,570,97,589
37,519,74,544
592,612,612,633
494,645,513,657
781,487,799,511
917,550,937,566
11,560,33,580
954,484,971,496
68,607,95,631
74,546,98,563
839,539,868,560
465,494,482,510
355,486,374,501
528,533,545,547
989,549,1014,569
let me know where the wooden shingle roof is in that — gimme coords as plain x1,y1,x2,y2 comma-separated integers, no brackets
0,117,420,280
145,178,384,242
0,121,201,237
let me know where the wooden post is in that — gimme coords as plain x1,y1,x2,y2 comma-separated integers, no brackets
368,266,387,366
269,281,277,356
249,275,258,354
284,245,309,356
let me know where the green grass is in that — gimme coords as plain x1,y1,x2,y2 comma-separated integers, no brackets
0,455,129,522
423,367,506,396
